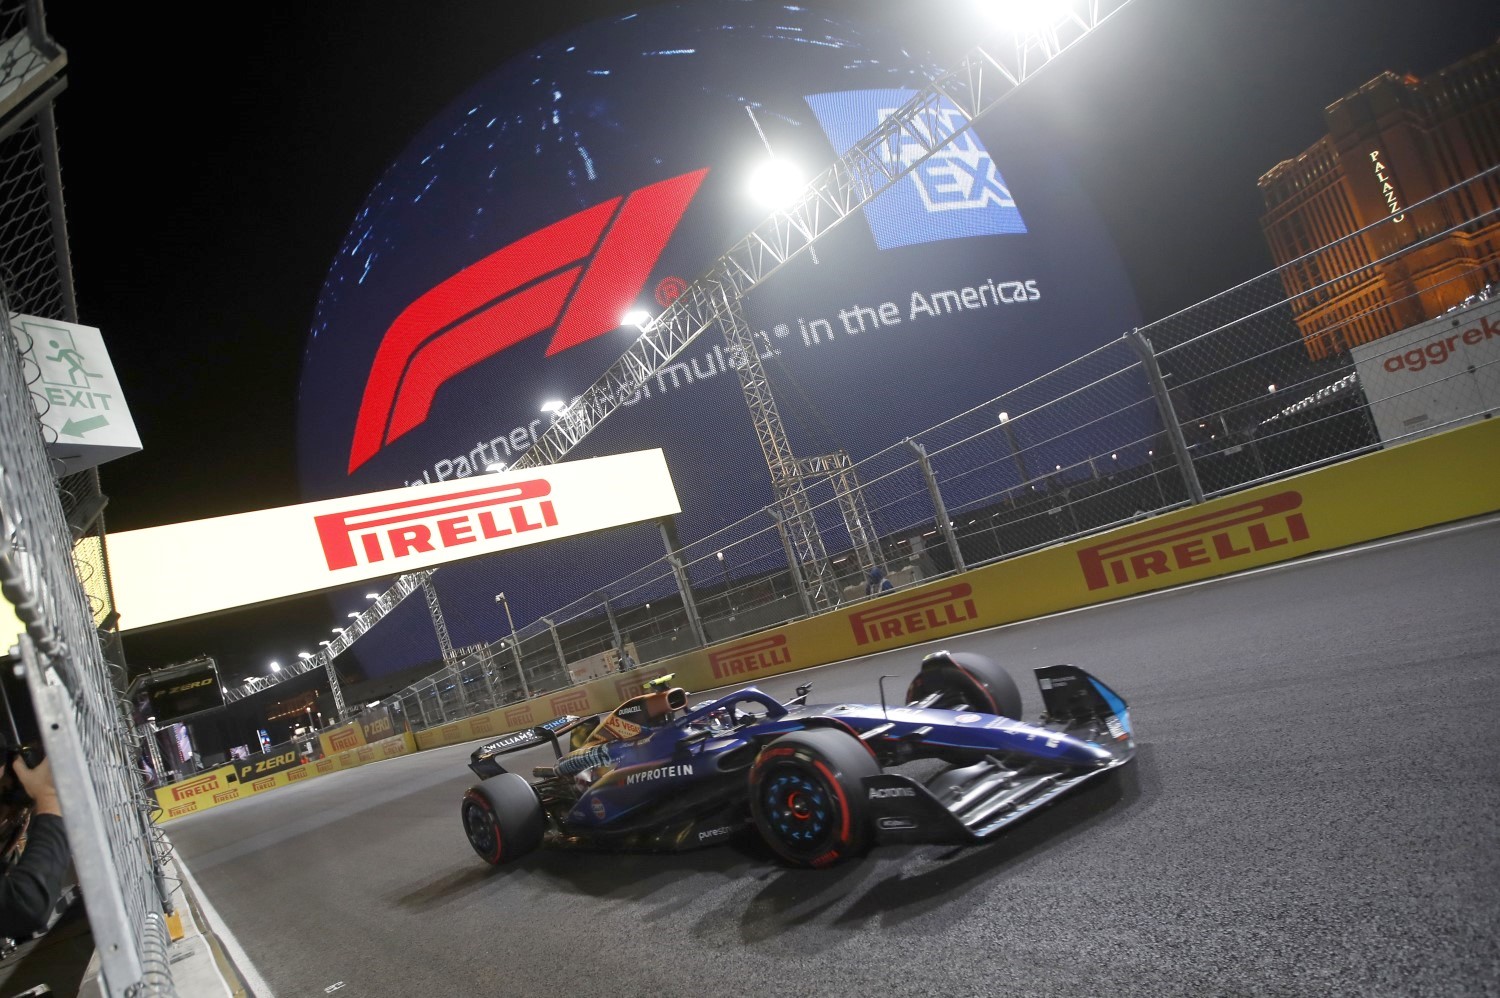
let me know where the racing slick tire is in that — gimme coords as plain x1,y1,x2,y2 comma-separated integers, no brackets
462,773,546,866
906,650,1023,719
749,728,879,868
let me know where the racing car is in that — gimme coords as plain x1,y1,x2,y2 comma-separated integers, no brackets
460,650,1134,868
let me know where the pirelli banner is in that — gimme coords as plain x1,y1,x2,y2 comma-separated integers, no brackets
416,419,1500,749
151,731,418,823
105,449,679,630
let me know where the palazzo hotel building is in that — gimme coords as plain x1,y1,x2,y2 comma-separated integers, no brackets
1258,40,1500,360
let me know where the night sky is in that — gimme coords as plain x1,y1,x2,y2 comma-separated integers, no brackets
39,0,1498,687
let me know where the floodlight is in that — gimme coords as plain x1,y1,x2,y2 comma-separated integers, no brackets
748,158,805,209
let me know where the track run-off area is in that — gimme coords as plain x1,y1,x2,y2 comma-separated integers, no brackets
165,516,1500,998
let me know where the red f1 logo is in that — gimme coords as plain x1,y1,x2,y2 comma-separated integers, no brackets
347,168,709,473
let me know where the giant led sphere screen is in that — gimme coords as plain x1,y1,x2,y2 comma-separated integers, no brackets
298,1,1140,675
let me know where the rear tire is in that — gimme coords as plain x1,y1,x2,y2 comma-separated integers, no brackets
749,728,879,868
461,773,546,865
906,650,1023,719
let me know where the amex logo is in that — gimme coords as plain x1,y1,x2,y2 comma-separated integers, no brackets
348,169,708,472
1077,491,1308,591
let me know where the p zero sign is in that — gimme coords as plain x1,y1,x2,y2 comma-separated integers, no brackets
105,449,679,630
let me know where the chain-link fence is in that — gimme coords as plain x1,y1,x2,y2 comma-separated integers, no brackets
381,165,1500,732
2,303,175,995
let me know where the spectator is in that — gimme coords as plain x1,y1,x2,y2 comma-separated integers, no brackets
0,755,70,942
865,566,894,596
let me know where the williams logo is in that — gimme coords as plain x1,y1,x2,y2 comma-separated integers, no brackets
551,689,591,717
347,169,709,472
709,635,790,680
849,584,978,646
169,774,221,801
314,478,558,571
1076,491,1309,592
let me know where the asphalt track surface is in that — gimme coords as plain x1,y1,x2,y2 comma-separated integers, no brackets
166,517,1500,998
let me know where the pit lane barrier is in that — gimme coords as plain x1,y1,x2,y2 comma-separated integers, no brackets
411,417,1500,749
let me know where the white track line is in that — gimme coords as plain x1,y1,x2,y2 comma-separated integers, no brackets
169,835,276,998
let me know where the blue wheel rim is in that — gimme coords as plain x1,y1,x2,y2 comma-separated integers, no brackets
464,799,498,856
761,769,834,853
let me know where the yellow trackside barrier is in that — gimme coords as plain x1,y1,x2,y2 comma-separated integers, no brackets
412,418,1500,751
151,731,418,823
318,720,368,757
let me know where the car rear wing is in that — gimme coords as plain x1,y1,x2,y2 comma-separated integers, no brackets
469,713,585,778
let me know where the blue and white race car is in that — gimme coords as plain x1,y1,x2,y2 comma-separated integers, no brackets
461,651,1134,868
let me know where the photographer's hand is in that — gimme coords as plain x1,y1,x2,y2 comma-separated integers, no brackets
12,756,61,818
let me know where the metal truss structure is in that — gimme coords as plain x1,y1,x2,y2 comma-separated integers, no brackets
799,450,882,576
422,573,458,662
223,569,437,720
382,1,1131,631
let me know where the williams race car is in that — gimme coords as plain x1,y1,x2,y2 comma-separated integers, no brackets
460,651,1134,868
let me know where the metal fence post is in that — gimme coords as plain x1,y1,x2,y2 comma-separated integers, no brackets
658,521,708,647
905,439,967,574
495,593,530,699
1127,329,1205,505
543,616,569,680
21,637,147,994
601,594,625,660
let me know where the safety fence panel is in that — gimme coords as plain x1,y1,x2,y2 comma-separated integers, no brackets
1148,167,1500,499
2,303,175,995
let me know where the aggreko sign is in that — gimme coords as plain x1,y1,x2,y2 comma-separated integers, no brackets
104,450,680,630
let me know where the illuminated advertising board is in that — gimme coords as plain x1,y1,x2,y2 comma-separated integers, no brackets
297,2,1141,674
142,656,224,724
106,450,677,629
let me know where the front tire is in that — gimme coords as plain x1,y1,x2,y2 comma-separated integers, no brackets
749,728,879,868
906,650,1023,719
461,773,546,866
